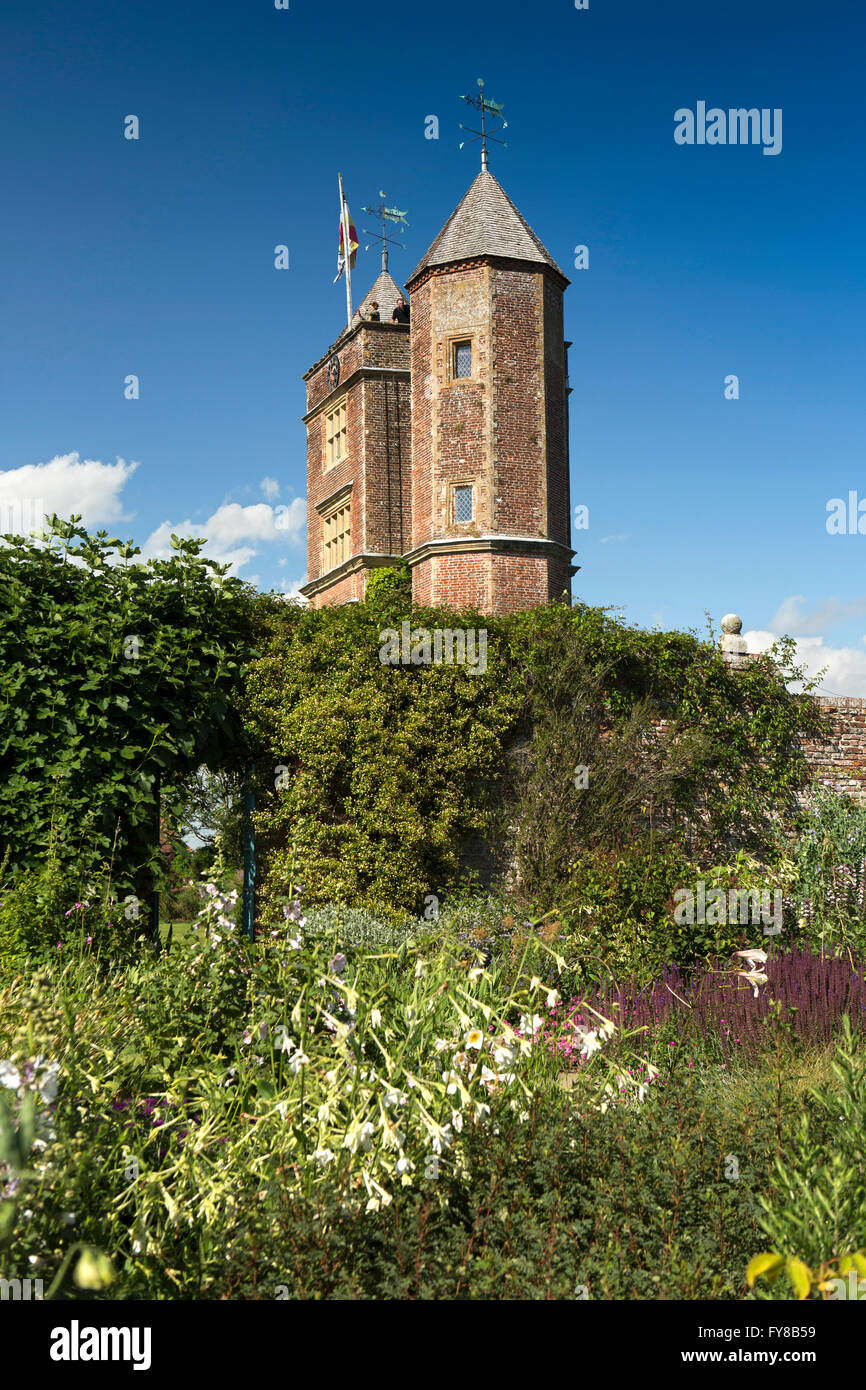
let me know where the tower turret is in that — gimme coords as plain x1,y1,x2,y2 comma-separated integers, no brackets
403,168,574,612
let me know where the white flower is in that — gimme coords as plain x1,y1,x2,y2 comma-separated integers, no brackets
546,988,561,1008
434,1038,450,1053
370,1009,382,1028
381,1122,405,1150
492,1041,518,1067
395,1157,414,1175
0,1062,21,1091
451,1110,464,1133
737,969,768,998
329,953,347,976
429,1123,453,1154
465,1029,484,1050
311,1148,335,1167
343,1120,375,1154
474,1101,491,1120
383,1090,406,1110
289,1050,310,1075
735,948,768,966
576,1028,602,1058
442,1070,462,1095
519,1014,544,1036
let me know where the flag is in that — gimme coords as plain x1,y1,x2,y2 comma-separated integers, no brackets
334,184,358,283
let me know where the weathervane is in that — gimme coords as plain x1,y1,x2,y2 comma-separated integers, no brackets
458,78,507,171
362,191,409,273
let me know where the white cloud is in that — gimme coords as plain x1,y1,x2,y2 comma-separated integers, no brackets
279,575,308,604
598,533,630,544
142,499,306,574
0,452,138,528
260,476,280,502
767,594,866,637
740,593,866,695
744,628,866,697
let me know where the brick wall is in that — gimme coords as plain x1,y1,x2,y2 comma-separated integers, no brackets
303,322,410,607
800,697,866,800
490,265,545,537
406,256,571,613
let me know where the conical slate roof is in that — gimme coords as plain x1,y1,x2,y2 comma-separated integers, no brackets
407,169,568,285
352,269,405,326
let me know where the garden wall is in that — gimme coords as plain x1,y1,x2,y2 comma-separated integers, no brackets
801,697,866,801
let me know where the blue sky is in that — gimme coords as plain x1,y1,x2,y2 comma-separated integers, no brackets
2,0,866,689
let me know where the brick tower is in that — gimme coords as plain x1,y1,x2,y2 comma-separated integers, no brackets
300,168,575,612
404,168,574,613
300,270,411,607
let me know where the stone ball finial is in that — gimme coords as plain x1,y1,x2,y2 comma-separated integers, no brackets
720,613,742,635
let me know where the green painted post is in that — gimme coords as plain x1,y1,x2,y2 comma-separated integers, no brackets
242,764,256,942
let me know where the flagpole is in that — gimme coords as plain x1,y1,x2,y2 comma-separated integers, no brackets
338,172,353,330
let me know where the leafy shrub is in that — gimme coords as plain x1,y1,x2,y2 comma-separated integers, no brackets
300,903,426,950
749,1017,866,1294
245,603,822,920
0,517,262,899
793,789,866,952
245,601,520,917
197,1071,782,1300
0,857,145,972
363,563,412,619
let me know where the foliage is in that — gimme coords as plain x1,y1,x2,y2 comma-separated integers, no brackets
555,838,713,986
0,856,147,969
793,788,866,953
226,1075,778,1300
301,904,427,950
245,601,521,917
166,765,247,861
749,1015,866,1289
0,883,661,1298
363,563,412,620
0,517,263,899
2,875,863,1300
244,602,822,919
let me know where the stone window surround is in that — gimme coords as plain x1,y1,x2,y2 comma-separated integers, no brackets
442,331,478,386
317,481,354,574
450,480,476,527
324,395,348,471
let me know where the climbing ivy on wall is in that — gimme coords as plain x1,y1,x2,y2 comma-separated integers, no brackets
245,596,825,918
